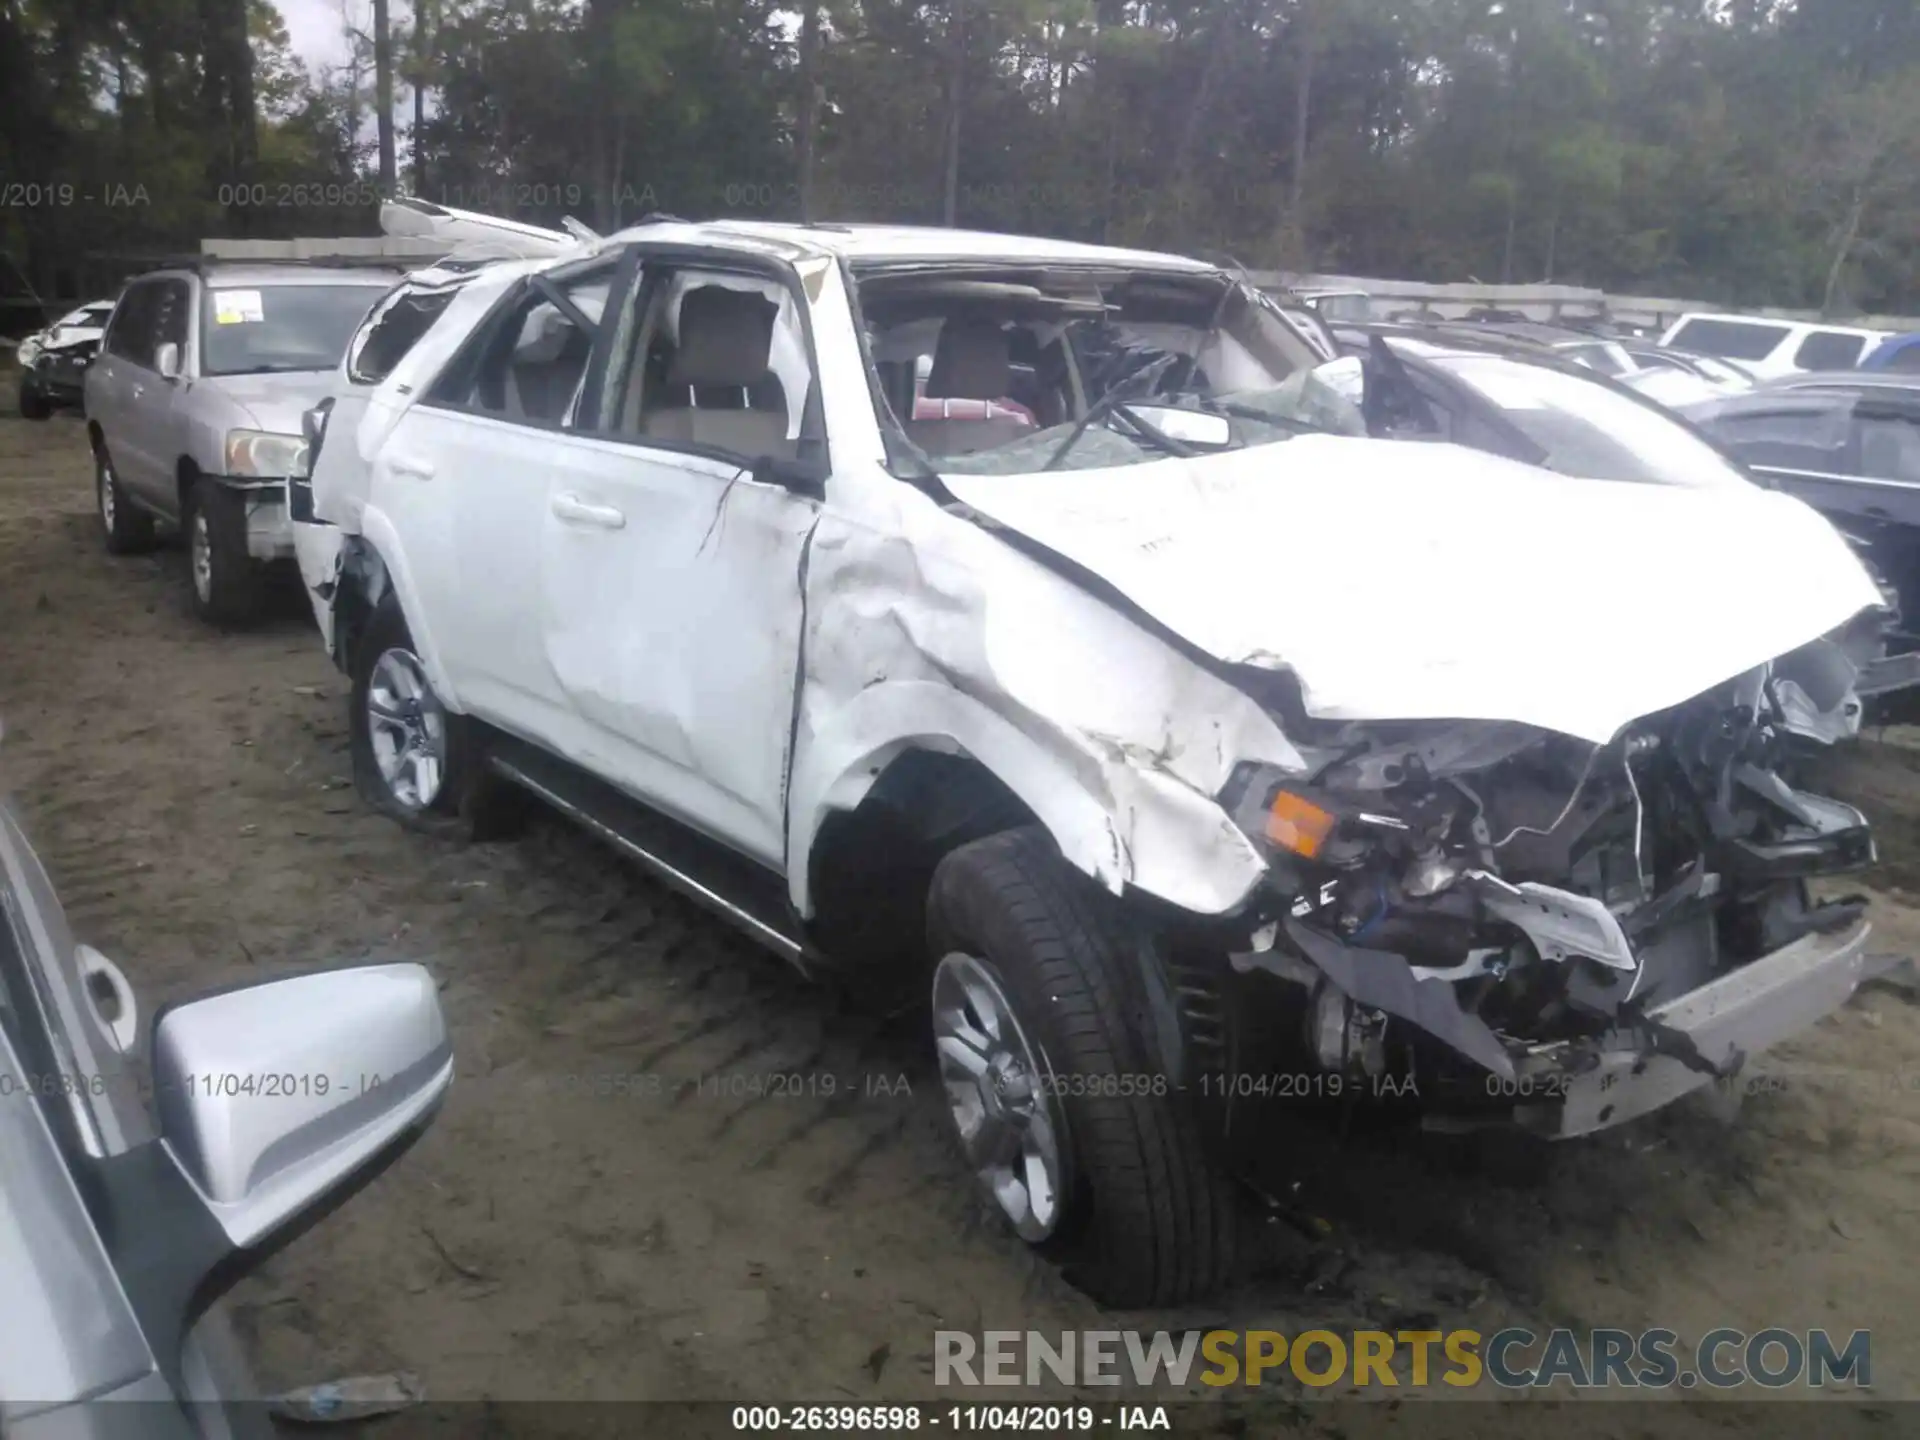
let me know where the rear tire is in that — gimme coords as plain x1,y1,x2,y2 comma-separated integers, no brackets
96,448,155,554
349,596,522,842
184,482,266,626
927,826,1241,1306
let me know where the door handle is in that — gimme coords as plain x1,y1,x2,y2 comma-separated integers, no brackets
551,492,626,530
388,453,437,481
76,944,139,1053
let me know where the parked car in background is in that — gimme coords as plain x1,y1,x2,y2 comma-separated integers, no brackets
1459,318,1641,377
1862,332,1920,373
1608,339,1754,405
0,798,452,1437
14,300,114,371
1686,375,1920,620
1761,371,1920,400
17,334,100,420
298,218,1889,1306
15,300,114,420
1333,325,1758,489
1337,316,1648,383
84,261,398,624
1658,312,1888,379
1297,287,1372,323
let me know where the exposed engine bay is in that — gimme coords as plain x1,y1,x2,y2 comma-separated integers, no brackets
1223,626,1878,1131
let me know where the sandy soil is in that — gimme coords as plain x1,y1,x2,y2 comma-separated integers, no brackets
3,403,1918,1430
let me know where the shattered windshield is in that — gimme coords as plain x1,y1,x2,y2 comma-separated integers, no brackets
857,268,1359,476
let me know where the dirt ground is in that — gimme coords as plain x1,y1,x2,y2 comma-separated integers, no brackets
5,400,1920,1427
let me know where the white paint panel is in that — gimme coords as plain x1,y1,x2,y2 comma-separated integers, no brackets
943,436,1884,745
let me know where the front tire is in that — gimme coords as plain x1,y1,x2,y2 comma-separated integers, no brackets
349,597,520,841
17,377,51,420
96,448,156,554
184,482,266,625
927,827,1241,1307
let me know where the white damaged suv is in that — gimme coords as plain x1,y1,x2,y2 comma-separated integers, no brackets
297,220,1887,1306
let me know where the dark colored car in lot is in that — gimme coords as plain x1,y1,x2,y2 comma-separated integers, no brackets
1685,374,1920,620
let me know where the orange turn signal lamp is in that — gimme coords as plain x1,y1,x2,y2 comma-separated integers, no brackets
1265,789,1339,860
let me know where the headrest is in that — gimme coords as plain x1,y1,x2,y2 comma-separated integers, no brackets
668,287,776,387
514,306,578,367
926,319,1010,400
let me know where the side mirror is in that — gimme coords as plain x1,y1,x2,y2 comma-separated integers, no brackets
300,397,335,484
153,962,452,1248
97,963,449,1396
753,451,827,500
154,342,181,380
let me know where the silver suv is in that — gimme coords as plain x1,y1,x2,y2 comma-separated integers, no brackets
85,263,399,624
0,798,452,1436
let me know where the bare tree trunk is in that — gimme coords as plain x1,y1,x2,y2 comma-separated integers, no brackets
1287,10,1316,228
1499,184,1516,283
412,0,431,194
225,0,256,179
1100,90,1119,241
114,42,133,139
198,0,228,149
585,0,619,229
942,0,965,226
1822,189,1867,316
610,127,626,224
1171,0,1242,181
372,0,398,194
200,0,255,231
796,1,821,220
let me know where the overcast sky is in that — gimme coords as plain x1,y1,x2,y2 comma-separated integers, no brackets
273,0,368,78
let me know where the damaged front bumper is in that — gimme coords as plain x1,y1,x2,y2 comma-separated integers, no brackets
1508,916,1869,1138
212,477,297,561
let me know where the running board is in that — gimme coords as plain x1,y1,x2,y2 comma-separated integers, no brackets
486,735,808,964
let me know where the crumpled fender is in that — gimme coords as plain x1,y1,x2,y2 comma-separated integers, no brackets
338,517,464,713
786,472,1303,918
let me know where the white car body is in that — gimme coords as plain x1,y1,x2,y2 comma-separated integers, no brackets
296,220,1891,1302
1659,311,1890,380
302,216,1883,912
292,203,589,651
15,301,114,368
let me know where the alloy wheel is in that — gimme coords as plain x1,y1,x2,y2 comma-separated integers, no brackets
366,648,449,810
932,951,1071,1241
190,509,213,603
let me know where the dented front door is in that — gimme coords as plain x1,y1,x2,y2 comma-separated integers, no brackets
536,437,818,868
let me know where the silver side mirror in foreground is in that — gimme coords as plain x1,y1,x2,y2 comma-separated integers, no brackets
154,342,181,380
153,963,452,1248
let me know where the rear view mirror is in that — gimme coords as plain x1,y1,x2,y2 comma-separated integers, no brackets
1126,404,1233,449
154,342,181,380
153,962,452,1248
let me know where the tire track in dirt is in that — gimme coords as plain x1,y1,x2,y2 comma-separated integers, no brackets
0,414,1114,1405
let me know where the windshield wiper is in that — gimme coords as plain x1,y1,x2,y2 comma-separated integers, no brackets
1043,352,1183,471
